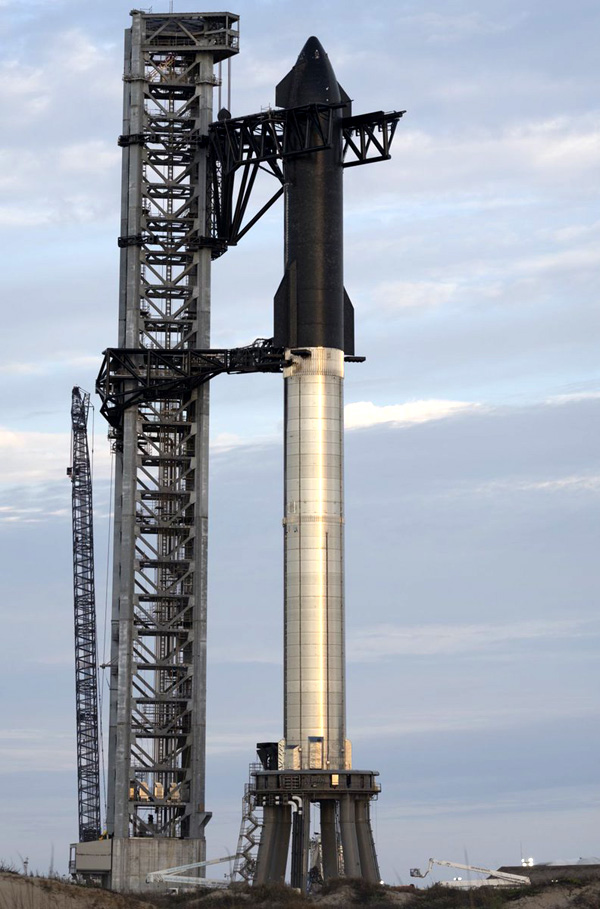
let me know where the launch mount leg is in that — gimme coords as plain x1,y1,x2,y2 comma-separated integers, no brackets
320,801,338,879
340,796,361,878
254,804,291,885
251,770,380,888
355,798,380,883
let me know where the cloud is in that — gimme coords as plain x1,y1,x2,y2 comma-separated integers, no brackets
385,114,600,199
351,699,597,739
344,399,481,430
210,641,281,666
0,355,100,377
384,785,598,820
48,27,114,75
0,427,70,485
209,617,600,671
549,221,600,243
0,149,40,193
372,280,459,311
211,431,257,453
207,732,265,756
209,399,483,452
0,426,112,489
0,729,74,773
548,391,600,405
0,29,121,230
348,618,599,662
0,206,50,228
0,61,50,120
517,245,598,276
0,505,46,525
58,140,119,175
472,474,600,495
396,9,526,44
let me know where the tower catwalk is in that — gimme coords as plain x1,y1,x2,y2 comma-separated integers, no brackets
104,11,238,892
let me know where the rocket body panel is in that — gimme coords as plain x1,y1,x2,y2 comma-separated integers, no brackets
283,349,346,769
283,148,344,350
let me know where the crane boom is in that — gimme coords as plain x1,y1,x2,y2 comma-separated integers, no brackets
410,858,530,888
68,387,101,842
146,853,235,887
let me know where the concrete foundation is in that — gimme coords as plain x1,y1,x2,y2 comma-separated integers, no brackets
110,837,206,893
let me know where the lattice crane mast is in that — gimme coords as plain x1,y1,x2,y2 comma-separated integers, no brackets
68,386,102,842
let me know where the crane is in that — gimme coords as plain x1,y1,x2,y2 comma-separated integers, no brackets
146,854,235,888
410,858,531,889
68,387,102,842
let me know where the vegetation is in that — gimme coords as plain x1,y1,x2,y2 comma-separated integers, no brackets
1,868,599,909
319,876,390,902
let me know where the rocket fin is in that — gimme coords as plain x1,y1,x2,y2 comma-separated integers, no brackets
338,83,353,117
276,69,295,109
274,261,298,348
343,288,355,355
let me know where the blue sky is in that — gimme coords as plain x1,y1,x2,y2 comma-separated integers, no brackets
0,0,598,883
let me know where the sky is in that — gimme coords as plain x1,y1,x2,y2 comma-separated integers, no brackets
0,0,598,886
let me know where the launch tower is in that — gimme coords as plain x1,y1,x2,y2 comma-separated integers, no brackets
103,11,238,891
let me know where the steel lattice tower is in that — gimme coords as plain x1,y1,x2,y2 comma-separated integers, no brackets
105,12,239,891
69,387,102,845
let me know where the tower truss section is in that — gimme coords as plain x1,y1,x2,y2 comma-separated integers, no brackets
105,11,239,891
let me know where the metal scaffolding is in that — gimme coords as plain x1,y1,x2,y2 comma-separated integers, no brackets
232,763,262,883
104,12,239,889
68,387,102,844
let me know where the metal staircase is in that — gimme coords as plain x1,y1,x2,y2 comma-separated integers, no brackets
232,763,262,883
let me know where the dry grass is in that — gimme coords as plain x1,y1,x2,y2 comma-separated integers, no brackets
0,870,598,909
0,871,154,909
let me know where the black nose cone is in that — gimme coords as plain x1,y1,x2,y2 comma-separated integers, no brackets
276,35,342,108
300,35,327,63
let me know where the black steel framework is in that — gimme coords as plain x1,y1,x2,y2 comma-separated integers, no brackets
68,386,102,843
97,340,284,430
206,105,404,249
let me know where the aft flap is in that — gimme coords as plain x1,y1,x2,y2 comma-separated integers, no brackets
274,261,297,348
343,289,355,355
276,69,296,109
338,83,352,117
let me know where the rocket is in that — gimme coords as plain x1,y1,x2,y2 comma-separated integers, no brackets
274,37,355,774
250,35,393,888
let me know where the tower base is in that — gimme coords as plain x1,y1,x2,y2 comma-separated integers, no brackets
251,769,380,890
110,837,206,892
